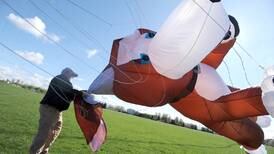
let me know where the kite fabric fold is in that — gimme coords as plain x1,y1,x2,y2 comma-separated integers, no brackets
74,96,107,152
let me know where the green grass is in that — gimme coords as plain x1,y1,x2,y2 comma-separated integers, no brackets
0,82,273,154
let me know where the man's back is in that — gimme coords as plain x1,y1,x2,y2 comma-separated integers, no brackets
40,75,74,111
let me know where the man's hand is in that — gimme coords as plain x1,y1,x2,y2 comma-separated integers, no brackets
73,89,83,97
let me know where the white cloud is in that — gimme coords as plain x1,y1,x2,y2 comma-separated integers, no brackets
0,65,50,89
87,49,98,59
7,13,60,43
72,84,83,91
47,33,61,42
74,78,84,81
16,51,44,65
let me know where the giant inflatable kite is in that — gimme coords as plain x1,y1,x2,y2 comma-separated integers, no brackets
75,0,273,154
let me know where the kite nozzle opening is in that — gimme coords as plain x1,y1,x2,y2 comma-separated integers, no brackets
210,0,221,3
140,53,150,64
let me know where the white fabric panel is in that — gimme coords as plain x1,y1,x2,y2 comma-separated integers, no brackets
262,91,274,118
117,30,152,66
261,75,274,93
195,63,230,101
89,120,107,152
83,93,103,105
261,66,274,118
263,65,274,79
148,0,230,79
87,67,114,95
256,116,271,128
195,64,272,129
244,144,267,154
116,30,140,65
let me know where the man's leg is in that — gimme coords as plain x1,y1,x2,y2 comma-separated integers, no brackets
41,113,63,154
29,105,59,154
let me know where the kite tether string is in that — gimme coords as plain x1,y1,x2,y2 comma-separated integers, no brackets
193,0,266,85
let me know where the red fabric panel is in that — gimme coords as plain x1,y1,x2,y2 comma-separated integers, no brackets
207,119,264,149
113,61,193,107
109,39,121,65
171,87,267,148
171,87,267,123
202,39,236,69
74,96,106,144
110,29,194,107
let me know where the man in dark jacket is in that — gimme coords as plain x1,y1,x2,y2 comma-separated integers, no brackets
30,67,79,154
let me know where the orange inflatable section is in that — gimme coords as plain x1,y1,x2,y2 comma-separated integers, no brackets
171,39,268,148
110,29,196,106
74,96,106,144
171,88,267,123
109,28,268,149
113,61,194,107
202,39,236,69
171,88,267,148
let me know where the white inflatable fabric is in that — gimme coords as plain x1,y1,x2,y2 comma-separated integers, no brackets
88,67,114,95
261,66,274,118
195,63,231,101
256,116,272,128
196,64,272,128
244,144,267,154
195,64,269,154
149,0,230,79
83,93,102,105
117,30,153,66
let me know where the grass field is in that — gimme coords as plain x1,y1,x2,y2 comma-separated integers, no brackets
0,82,274,154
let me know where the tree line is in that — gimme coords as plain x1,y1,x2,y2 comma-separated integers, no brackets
105,104,213,134
0,79,46,93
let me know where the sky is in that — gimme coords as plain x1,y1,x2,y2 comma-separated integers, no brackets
0,0,274,138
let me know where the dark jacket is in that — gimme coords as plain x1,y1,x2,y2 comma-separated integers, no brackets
40,75,75,111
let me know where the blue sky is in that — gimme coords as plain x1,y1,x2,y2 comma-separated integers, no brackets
0,0,182,89
1,0,274,138
0,0,273,89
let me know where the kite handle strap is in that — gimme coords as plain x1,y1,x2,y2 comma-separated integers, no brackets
170,65,200,103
